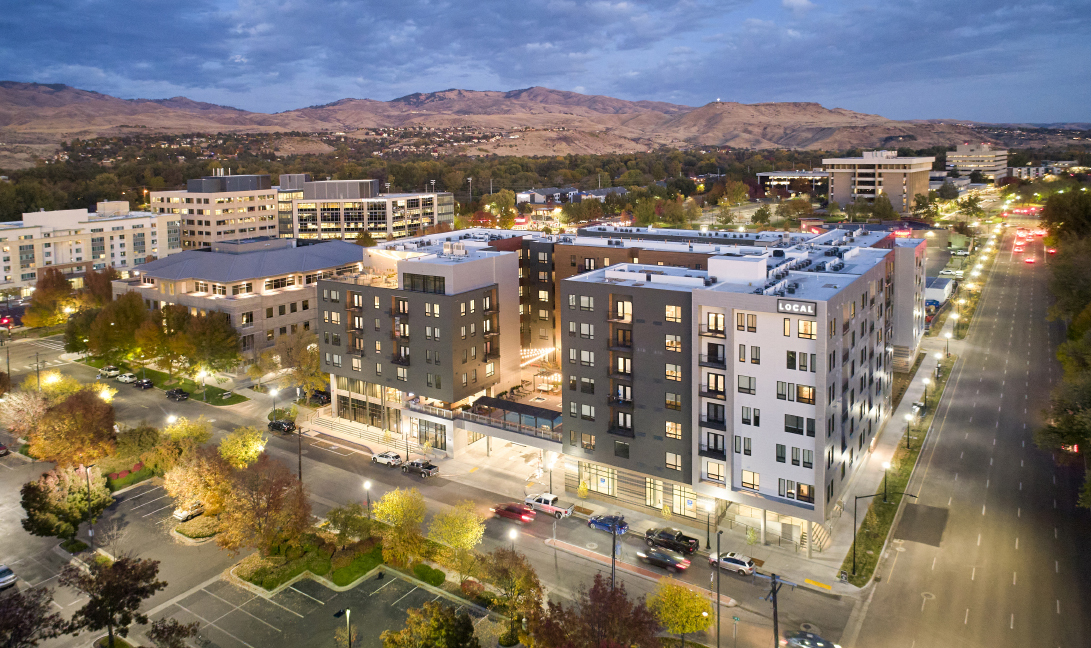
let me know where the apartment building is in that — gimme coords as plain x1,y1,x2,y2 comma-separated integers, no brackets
112,237,363,354
947,144,1008,184
0,201,182,294
150,172,278,248
824,151,934,215
561,228,920,552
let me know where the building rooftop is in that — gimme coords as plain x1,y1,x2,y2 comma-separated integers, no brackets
756,171,830,178
131,240,363,283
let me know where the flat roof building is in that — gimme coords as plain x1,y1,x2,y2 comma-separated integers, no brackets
823,151,934,215
150,171,278,249
947,144,1008,184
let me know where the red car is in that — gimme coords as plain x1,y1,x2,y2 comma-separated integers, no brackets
1047,248,1057,255
490,503,536,523
1025,257,1036,264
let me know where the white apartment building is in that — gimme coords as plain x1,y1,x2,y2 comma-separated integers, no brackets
947,144,1008,184
0,201,182,294
824,151,934,215
150,172,278,249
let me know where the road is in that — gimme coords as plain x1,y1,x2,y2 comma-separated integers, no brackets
854,220,1091,647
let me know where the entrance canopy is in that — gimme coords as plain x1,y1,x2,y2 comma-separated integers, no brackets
471,396,562,432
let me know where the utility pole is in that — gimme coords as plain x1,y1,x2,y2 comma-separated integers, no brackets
716,530,722,648
610,519,618,590
754,571,797,647
297,429,303,483
35,351,40,392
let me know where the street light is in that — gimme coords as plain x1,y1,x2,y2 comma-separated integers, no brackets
703,501,712,549
881,461,891,503
84,463,96,552
944,331,952,357
270,388,279,420
508,528,517,552
197,370,208,402
904,412,913,449
922,377,931,408
363,480,372,519
335,609,351,648
167,415,178,424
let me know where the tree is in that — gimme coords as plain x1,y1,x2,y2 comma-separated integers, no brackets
135,305,193,380
827,201,843,217
373,487,426,566
381,602,480,648
1042,190,1091,239
751,205,771,225
485,547,543,642
714,197,733,228
937,181,960,200
969,170,986,184
146,618,201,648
354,231,378,247
81,267,120,309
218,426,267,469
59,556,168,648
775,198,814,221
0,389,48,438
647,579,713,647
246,349,277,389
185,311,241,377
633,199,656,226
0,586,70,648
31,389,117,466
64,307,100,354
428,500,485,583
912,192,940,220
324,502,372,549
483,189,517,229
721,179,749,206
115,423,160,460
216,454,311,555
1047,236,1091,322
21,465,111,542
274,329,327,404
22,268,74,329
162,415,213,445
88,292,148,364
163,446,232,514
957,195,984,220
531,573,659,648
871,194,898,220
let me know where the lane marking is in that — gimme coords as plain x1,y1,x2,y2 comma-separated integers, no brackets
173,603,259,648
392,586,419,607
202,589,284,630
288,586,325,604
142,504,174,518
129,494,169,510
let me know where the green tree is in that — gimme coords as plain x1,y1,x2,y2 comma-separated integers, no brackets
428,500,485,584
1042,189,1091,239
485,547,543,643
647,579,713,646
721,179,749,206
937,181,960,200
325,502,372,549
135,305,193,380
957,195,984,220
21,465,111,542
185,311,240,377
871,194,898,220
354,231,378,247
633,199,656,226
218,426,268,469
373,487,427,566
64,307,100,354
31,389,117,466
88,291,148,364
81,267,120,309
59,556,168,648
483,189,518,229
381,602,480,648
969,170,986,184
714,197,734,228
751,205,771,225
23,268,75,329
246,349,278,389
0,586,71,648
827,201,843,217
274,329,326,404
912,192,939,220
146,618,201,648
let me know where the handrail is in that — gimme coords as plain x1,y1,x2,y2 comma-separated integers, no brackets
455,411,562,443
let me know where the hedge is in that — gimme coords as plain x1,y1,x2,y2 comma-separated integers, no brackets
107,466,156,491
412,563,446,588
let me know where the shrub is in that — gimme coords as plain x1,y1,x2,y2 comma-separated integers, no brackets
176,514,219,539
332,549,355,570
330,543,384,587
117,470,130,479
306,552,332,577
499,629,520,646
60,539,88,554
285,546,304,561
413,563,445,587
461,579,485,599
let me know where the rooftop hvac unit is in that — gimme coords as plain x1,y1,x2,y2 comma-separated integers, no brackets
787,286,796,294
442,242,452,255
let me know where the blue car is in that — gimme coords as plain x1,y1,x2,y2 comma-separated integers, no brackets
587,514,628,535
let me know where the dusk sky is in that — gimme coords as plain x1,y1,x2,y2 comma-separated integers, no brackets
2,0,1088,122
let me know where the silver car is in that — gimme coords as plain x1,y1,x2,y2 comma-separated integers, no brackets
0,565,16,590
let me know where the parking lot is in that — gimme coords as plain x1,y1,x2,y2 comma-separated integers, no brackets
153,571,488,648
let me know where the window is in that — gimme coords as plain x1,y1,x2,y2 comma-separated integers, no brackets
615,356,631,374
375,363,382,375
581,433,595,451
776,444,786,463
581,405,596,421
785,414,805,435
665,392,681,410
743,437,752,455
580,295,594,311
706,373,725,393
580,378,595,394
352,357,361,371
580,350,595,367
797,385,815,404
787,351,796,370
266,307,274,319
616,411,632,430
737,375,756,395
706,461,724,482
783,318,791,336
798,320,817,340
779,479,796,499
665,305,682,323
741,406,752,425
777,381,788,400
665,364,681,381
807,418,816,437
800,353,808,372
747,314,757,332
665,452,681,471
665,334,681,352
241,311,254,326
645,478,664,508
738,344,746,362
302,299,309,310
580,323,594,339
568,294,576,310
750,346,760,364
792,447,801,466
665,421,682,439
797,483,814,504
615,441,630,459
707,312,725,333
754,409,761,426
741,470,759,491
397,367,407,382
486,362,495,377
538,290,549,302
736,312,745,331
461,373,468,387
375,340,382,353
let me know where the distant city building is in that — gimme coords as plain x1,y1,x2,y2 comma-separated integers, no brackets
756,171,829,198
0,201,182,294
516,188,581,204
947,144,1008,184
1008,166,1048,180
823,151,934,215
150,171,278,249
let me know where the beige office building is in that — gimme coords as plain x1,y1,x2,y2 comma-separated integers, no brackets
947,144,1008,184
823,151,934,215
150,172,278,249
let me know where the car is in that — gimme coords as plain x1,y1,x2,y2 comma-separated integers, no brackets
587,514,628,535
1025,257,1036,264
172,502,205,522
938,270,959,276
525,493,575,519
403,459,439,477
165,388,189,401
268,420,297,434
952,250,969,257
1014,248,1024,254
133,378,154,389
710,551,756,576
0,444,8,457
1048,247,1057,255
781,630,841,648
490,503,536,523
636,546,690,573
97,365,120,378
645,527,700,554
373,451,403,466
116,373,138,383
910,401,925,418
309,390,331,405
0,565,15,590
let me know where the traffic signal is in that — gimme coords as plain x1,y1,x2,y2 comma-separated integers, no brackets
0,316,10,328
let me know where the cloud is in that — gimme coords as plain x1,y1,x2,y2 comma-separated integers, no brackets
782,0,815,11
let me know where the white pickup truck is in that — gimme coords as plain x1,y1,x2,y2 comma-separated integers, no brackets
524,493,575,519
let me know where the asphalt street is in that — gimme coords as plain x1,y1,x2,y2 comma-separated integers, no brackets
854,221,1091,647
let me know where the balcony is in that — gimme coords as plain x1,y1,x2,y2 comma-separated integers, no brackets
404,399,454,420
607,311,633,323
608,396,634,409
699,384,726,400
484,304,499,315
609,370,634,382
698,444,727,461
456,410,562,443
387,309,410,318
485,350,501,360
607,425,636,438
699,354,726,369
699,415,727,431
699,325,727,339
484,329,499,338
391,354,411,366
391,331,410,341
608,339,633,352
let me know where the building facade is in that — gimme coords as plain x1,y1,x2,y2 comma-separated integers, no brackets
824,151,934,215
947,144,1008,184
150,172,278,249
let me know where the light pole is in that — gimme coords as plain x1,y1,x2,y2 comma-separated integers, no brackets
507,528,518,638
84,464,96,552
547,457,556,493
703,501,712,549
950,313,959,337
167,415,177,425
903,413,913,450
198,370,207,402
270,388,279,420
716,530,723,648
944,332,952,357
364,480,372,519
881,461,891,503
336,609,351,648
921,377,931,409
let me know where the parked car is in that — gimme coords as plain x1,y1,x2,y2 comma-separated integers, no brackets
588,514,628,535
373,451,403,466
710,551,756,576
910,401,925,418
490,503,536,523
133,379,155,389
403,459,439,477
0,444,9,457
524,493,575,519
782,630,841,648
645,527,700,554
309,390,331,405
165,388,189,402
635,546,690,573
952,249,969,256
97,365,120,378
0,565,15,590
116,373,138,384
172,502,205,522
268,420,296,434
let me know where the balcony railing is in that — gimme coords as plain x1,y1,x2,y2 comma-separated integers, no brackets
698,444,727,461
404,400,454,419
387,309,410,318
391,354,411,366
607,425,636,438
608,396,634,408
607,311,633,323
609,370,633,381
699,325,727,338
699,384,726,400
391,331,410,340
455,411,562,443
608,341,633,352
699,354,726,369
700,415,727,431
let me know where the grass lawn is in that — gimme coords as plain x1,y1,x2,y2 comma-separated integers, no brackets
840,354,958,586
176,514,220,540
93,636,134,648
77,360,249,406
330,544,385,587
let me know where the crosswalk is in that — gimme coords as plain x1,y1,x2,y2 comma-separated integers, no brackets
28,339,65,351
17,359,67,371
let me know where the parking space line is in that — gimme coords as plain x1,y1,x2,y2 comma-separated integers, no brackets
129,494,169,510
142,504,175,518
202,590,283,631
174,603,259,648
124,485,163,501
370,578,398,596
392,586,418,607
287,585,325,604
255,594,305,618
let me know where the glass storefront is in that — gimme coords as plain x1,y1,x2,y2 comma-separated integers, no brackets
579,462,617,497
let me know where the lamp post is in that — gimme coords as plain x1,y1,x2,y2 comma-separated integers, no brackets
881,461,891,503
921,377,931,409
197,370,207,402
270,388,279,420
944,332,952,357
167,415,177,425
904,413,913,450
507,529,518,637
716,530,723,648
336,609,351,648
703,501,712,549
84,464,96,552
950,313,959,337
364,480,372,519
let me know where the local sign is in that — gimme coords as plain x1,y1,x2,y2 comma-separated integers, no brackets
777,299,817,316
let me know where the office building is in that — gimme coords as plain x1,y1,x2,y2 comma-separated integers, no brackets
947,144,1008,184
756,171,829,198
824,151,934,215
0,201,181,294
150,171,278,248
112,237,364,354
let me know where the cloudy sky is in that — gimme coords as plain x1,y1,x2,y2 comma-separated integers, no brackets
1,0,1088,122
